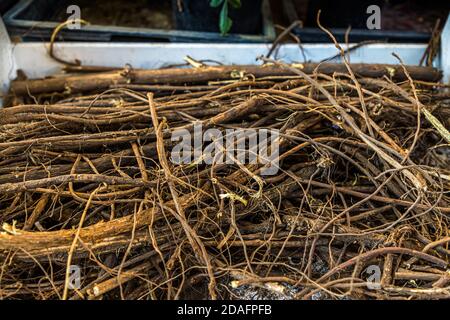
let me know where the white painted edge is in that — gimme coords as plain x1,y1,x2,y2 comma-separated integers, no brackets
441,15,450,84
0,18,14,107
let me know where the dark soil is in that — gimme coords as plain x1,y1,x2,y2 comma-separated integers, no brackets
53,0,173,29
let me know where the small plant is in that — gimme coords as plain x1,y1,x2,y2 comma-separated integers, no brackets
210,0,241,35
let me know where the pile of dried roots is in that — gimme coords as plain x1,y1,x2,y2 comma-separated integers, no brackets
0,60,449,300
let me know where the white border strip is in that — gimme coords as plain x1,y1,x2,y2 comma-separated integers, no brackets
0,18,14,106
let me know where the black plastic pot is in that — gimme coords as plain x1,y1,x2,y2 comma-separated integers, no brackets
4,0,275,43
172,0,263,35
283,0,435,43
0,0,16,15
306,0,384,29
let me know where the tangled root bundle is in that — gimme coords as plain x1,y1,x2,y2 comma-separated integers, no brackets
0,61,449,300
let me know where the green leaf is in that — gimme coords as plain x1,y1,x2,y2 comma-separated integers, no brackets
210,0,223,8
220,17,232,35
228,0,241,9
219,2,232,35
